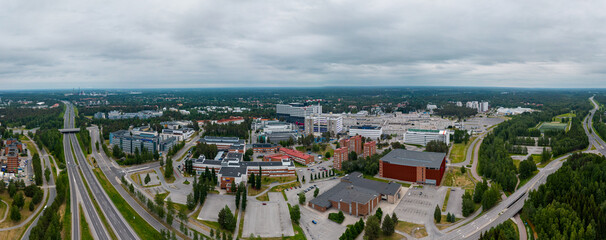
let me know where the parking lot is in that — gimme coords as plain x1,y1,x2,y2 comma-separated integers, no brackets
197,194,236,222
299,206,346,240
242,192,294,238
445,188,464,218
393,186,446,224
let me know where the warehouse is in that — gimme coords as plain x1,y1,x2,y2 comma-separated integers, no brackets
379,149,446,185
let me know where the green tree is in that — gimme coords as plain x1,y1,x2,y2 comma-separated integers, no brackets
241,186,247,211
256,166,262,190
364,215,380,240
426,140,449,153
164,158,173,179
541,147,551,163
290,204,301,224
8,181,17,197
10,205,21,221
144,173,151,184
186,193,196,210
13,192,25,209
299,193,306,205
481,184,501,210
375,207,383,223
325,151,331,159
249,173,256,189
45,167,51,182
0,179,5,193
218,205,236,231
391,212,398,224
314,187,319,197
434,205,441,223
519,158,537,179
381,214,394,236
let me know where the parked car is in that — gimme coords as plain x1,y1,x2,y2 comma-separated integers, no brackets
312,220,317,224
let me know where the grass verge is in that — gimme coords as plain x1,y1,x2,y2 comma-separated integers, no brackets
80,205,94,240
92,168,161,239
442,188,451,211
395,221,427,238
363,174,411,187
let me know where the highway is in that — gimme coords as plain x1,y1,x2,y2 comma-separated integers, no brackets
64,102,139,240
63,103,112,240
436,97,602,239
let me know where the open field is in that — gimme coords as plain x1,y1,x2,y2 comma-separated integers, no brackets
442,168,476,189
395,221,427,238
537,122,567,132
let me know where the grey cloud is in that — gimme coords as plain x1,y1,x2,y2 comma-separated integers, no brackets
1,0,606,89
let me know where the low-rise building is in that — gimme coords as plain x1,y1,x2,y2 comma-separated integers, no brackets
403,129,450,146
379,149,446,185
252,143,278,153
199,136,245,150
279,148,315,165
263,154,291,162
348,125,382,140
160,128,195,141
308,172,401,216
109,129,176,154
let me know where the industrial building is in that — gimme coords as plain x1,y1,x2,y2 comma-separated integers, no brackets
304,113,343,136
403,129,450,146
379,149,446,185
109,128,176,154
252,143,278,153
308,172,402,216
348,125,382,140
276,103,322,124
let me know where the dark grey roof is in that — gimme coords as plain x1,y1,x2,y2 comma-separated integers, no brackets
328,185,378,204
342,172,401,196
219,166,247,177
380,149,446,169
201,136,244,144
310,171,401,208
241,161,294,167
229,144,245,150
225,152,243,160
252,143,278,148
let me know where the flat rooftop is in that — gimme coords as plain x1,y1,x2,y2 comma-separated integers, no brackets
380,149,446,169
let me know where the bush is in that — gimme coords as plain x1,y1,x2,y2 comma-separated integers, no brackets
328,211,345,224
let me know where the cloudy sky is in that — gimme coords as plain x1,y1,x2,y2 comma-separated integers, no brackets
2,0,606,89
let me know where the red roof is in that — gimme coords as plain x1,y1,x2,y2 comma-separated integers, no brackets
280,148,312,159
217,117,244,123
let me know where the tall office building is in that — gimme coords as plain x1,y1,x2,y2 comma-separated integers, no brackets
333,147,349,170
276,103,322,124
304,113,343,136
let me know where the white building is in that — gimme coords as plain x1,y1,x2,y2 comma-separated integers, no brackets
160,128,195,141
404,129,450,146
426,104,438,111
479,101,489,112
348,125,383,140
276,103,322,123
304,113,343,136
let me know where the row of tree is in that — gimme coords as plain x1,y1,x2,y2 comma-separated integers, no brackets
29,171,69,239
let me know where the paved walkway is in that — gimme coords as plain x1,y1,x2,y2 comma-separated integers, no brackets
513,214,527,240
0,200,8,223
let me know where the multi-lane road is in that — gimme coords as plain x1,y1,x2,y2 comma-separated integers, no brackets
62,102,138,240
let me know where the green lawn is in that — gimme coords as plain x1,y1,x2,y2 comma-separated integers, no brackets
449,143,466,163
80,205,94,240
442,188,451,211
92,168,161,239
512,159,521,168
537,122,567,132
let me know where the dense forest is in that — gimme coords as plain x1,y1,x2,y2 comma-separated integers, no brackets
433,105,478,119
478,99,590,193
522,153,605,239
479,220,518,240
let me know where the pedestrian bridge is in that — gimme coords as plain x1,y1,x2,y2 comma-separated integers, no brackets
59,128,80,133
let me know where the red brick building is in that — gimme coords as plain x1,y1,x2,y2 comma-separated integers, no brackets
379,149,446,185
363,141,377,158
6,151,19,173
332,147,349,170
339,135,363,155
279,148,314,165
263,153,290,162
